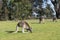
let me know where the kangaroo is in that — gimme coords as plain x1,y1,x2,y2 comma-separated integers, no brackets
15,20,32,33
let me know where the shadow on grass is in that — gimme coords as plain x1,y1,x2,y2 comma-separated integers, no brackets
6,31,22,33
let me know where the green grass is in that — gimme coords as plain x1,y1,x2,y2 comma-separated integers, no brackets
0,19,60,40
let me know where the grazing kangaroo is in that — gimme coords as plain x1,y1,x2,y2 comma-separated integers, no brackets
15,20,32,33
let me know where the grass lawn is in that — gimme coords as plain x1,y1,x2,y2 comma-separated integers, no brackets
0,19,60,40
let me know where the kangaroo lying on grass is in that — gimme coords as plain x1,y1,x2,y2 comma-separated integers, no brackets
14,20,32,33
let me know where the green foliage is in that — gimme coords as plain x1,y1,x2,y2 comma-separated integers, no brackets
1,0,60,20
0,0,32,20
14,0,32,19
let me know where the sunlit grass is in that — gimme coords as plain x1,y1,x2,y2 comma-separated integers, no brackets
0,19,60,40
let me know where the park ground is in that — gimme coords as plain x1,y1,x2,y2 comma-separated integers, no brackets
0,19,60,40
